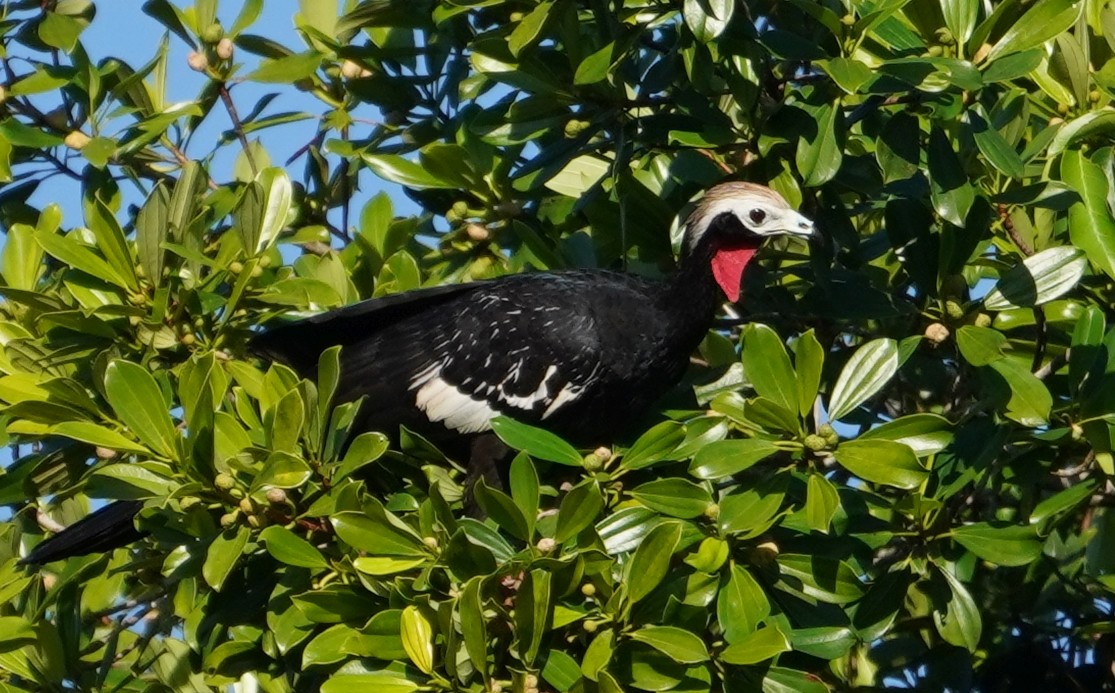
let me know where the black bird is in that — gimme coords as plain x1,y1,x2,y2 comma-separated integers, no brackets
22,182,814,565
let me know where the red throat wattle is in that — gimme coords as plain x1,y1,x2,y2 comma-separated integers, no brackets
710,242,760,303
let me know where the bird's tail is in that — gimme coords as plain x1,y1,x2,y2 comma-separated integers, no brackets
20,500,145,565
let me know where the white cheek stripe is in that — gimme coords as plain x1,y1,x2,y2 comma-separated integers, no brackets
542,381,582,419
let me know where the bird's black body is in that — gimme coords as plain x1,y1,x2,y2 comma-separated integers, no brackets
252,264,723,448
21,182,813,565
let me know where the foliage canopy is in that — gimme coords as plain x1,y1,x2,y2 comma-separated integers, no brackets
1,0,1114,690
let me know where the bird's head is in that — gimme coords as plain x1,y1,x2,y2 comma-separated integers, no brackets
681,182,814,302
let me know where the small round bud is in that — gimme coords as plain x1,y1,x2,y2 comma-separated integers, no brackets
924,322,950,345
926,45,944,57
818,423,836,438
265,488,287,505
803,434,828,452
423,536,439,551
1057,102,1070,115
215,38,234,61
974,313,992,328
944,300,965,320
581,583,596,597
582,453,603,472
228,261,243,274
536,537,556,553
180,333,196,346
186,51,209,73
1089,89,1101,103
250,266,263,278
180,496,202,510
466,223,490,242
201,22,223,43
510,11,525,21
64,130,90,150
594,446,612,462
1048,116,1065,127
128,315,142,326
583,619,598,633
524,674,539,688
258,255,272,268
239,497,255,513
840,14,855,25
935,28,954,44
220,512,238,528
563,119,590,138
703,502,720,520
95,446,117,460
215,473,236,490
490,681,503,693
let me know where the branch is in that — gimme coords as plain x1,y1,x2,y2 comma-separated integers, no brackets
218,83,258,176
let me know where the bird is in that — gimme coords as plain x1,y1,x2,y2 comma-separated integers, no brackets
21,181,814,565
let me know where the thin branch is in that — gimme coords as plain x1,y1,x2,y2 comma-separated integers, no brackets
218,83,258,176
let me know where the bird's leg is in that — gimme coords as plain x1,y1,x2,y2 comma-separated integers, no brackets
462,433,513,518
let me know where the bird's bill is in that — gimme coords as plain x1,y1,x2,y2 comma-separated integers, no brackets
776,209,815,238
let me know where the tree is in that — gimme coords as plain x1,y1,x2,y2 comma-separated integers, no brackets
0,0,1112,690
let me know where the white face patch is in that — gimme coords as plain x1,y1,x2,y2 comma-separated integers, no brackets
682,183,814,251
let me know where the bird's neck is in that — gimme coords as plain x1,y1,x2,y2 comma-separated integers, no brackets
659,233,760,344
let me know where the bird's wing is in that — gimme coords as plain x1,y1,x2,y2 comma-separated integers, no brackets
402,283,609,435
249,281,489,374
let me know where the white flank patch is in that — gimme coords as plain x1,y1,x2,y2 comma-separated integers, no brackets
413,373,500,434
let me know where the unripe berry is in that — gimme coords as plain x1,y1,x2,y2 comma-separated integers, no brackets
423,536,439,551
466,223,490,242
703,502,720,520
220,512,238,528
265,488,287,505
64,131,90,150
564,119,590,138
581,583,596,597
536,537,556,553
804,434,828,452
201,22,223,43
974,313,992,328
215,473,236,490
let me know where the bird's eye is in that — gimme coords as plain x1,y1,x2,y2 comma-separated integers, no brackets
748,208,766,224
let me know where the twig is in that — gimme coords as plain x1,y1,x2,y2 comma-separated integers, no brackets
218,83,258,176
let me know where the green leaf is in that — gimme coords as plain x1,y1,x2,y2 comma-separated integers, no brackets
361,152,449,189
630,626,709,664
796,102,842,187
934,568,982,651
805,473,839,533
509,452,540,535
331,508,428,556
104,361,179,460
956,325,1008,366
246,51,323,83
88,464,178,499
34,227,134,291
985,0,1082,63
942,0,978,46
573,42,614,85
260,525,328,569
952,522,1043,566
400,606,435,674
833,439,927,489
554,480,604,543
516,569,551,667
626,521,682,604
969,111,1024,178
827,338,898,421
717,563,770,641
794,329,824,417
49,421,151,455
459,576,489,678
857,413,953,457
742,324,799,416
689,438,781,480
928,125,974,226
491,416,582,466
321,674,418,693
775,554,865,604
1062,149,1115,280
630,479,712,519
987,357,1052,426
202,525,250,591
253,451,311,490
683,0,735,42
474,478,531,541
983,246,1087,310
719,625,790,665
621,420,686,469
509,2,553,56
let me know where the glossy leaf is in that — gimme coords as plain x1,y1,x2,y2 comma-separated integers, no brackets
827,338,899,421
